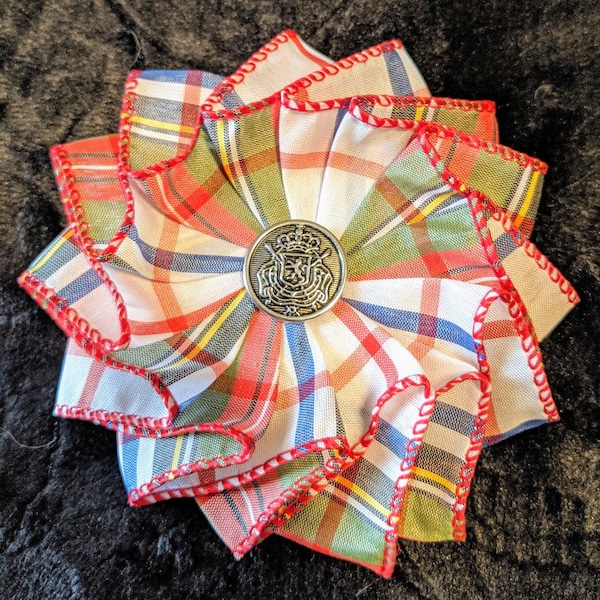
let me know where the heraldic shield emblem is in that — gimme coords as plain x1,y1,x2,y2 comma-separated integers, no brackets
244,221,346,321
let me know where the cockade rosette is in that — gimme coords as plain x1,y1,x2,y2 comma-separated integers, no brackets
18,31,578,578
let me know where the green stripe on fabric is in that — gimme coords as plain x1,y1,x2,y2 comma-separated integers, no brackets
234,109,290,226
401,487,455,541
340,149,451,254
331,497,386,566
184,129,264,235
83,201,128,244
467,149,523,212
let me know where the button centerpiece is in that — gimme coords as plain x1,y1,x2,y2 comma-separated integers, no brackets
244,220,346,321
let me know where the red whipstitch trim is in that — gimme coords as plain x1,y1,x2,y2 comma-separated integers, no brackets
18,265,130,353
355,95,496,113
128,437,347,506
120,37,410,179
349,108,548,174
450,291,498,541
121,32,306,177
481,197,579,305
130,375,432,510
412,121,574,419
379,377,436,578
231,375,436,574
231,451,357,558
50,144,135,262
280,40,405,113
17,270,264,446
464,192,561,422
202,30,307,114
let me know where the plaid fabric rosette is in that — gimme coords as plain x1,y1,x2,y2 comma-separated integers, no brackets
19,31,578,577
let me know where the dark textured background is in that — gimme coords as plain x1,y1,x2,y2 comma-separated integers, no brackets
1,1,599,598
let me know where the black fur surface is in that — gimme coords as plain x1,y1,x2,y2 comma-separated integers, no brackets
1,2,598,598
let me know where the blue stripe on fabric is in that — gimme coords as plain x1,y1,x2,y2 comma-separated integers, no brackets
129,226,244,273
139,70,224,88
383,50,412,96
31,236,80,280
430,401,476,435
118,435,140,493
284,323,316,446
223,491,249,536
344,299,475,351
375,419,409,454
483,419,549,447
332,106,348,139
56,269,103,305
221,90,244,109
493,231,520,260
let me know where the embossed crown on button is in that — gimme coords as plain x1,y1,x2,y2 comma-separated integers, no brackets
243,220,346,321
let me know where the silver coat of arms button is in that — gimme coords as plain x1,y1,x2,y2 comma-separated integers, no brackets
243,220,346,321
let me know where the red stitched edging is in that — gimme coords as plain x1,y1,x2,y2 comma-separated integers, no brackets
120,38,407,179
285,93,496,114
18,270,179,425
231,375,434,565
450,291,497,541
128,436,347,506
355,95,496,113
18,270,260,449
120,32,303,178
130,374,432,509
483,199,580,305
202,30,301,114
279,40,406,113
51,142,135,263
231,452,355,558
18,266,130,353
349,107,548,174
411,122,563,422
463,192,561,422
413,122,577,306
206,39,404,119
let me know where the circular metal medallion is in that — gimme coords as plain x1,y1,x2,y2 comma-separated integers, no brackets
244,220,346,321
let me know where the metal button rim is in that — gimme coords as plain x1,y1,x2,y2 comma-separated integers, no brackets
243,219,347,322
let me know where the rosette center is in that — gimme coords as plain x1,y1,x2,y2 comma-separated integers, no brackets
243,220,346,321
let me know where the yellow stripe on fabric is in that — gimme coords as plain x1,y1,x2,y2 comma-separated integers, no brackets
414,105,426,121
407,191,456,225
412,467,456,494
336,476,390,517
216,119,236,183
31,230,74,272
513,169,540,228
130,116,196,134
171,435,185,470
170,290,246,368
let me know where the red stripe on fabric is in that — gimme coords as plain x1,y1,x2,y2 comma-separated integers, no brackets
407,279,441,360
218,311,281,432
152,217,186,333
78,360,106,410
289,33,331,68
276,370,331,409
350,247,494,283
129,290,239,336
330,301,399,389
179,71,203,154
328,152,388,179
280,150,329,169
147,169,258,248
481,319,516,339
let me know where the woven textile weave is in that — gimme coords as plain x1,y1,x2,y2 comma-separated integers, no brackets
18,31,578,577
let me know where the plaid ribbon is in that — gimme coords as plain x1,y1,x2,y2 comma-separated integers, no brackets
18,31,578,578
